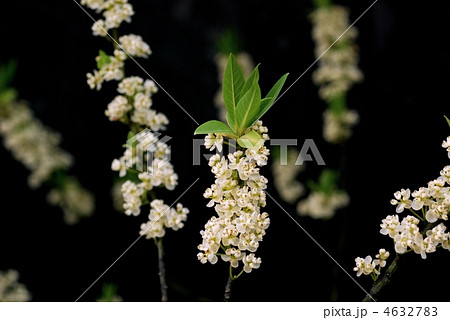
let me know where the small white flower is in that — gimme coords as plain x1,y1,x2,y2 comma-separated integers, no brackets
353,256,376,277
442,136,450,158
391,188,412,213
374,249,390,267
87,70,103,90
204,133,223,152
242,253,261,273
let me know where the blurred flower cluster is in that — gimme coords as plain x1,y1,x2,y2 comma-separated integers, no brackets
311,4,362,144
0,94,94,224
0,270,31,302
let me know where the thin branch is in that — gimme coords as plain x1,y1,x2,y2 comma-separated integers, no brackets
155,237,168,302
362,254,399,302
224,274,233,302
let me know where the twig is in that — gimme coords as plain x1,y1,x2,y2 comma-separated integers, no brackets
224,275,233,302
155,237,168,302
362,254,399,302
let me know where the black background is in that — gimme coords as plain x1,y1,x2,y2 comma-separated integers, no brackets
1,0,449,301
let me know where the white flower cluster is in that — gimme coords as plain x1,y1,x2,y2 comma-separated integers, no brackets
297,190,349,219
47,177,95,225
380,215,450,259
83,3,151,92
271,148,305,204
197,122,270,274
140,200,189,239
323,108,359,144
105,76,168,130
119,34,152,58
87,52,125,91
310,5,363,101
0,100,73,188
84,0,189,240
118,159,178,217
355,137,450,277
214,52,254,122
390,143,450,224
81,0,134,35
0,270,31,302
112,135,178,216
354,249,389,278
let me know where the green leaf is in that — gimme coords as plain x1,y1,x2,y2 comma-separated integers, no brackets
318,169,339,195
240,64,260,99
226,112,235,132
194,120,236,137
97,50,111,69
257,73,289,119
0,88,17,105
306,180,320,192
222,54,245,131
313,0,332,8
237,130,264,149
0,60,18,92
329,94,347,115
306,169,339,196
98,283,119,302
215,28,242,55
445,115,450,127
235,83,261,135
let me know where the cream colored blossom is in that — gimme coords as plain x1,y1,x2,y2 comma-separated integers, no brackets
47,178,95,225
310,5,363,101
297,190,349,219
323,109,359,144
0,270,31,302
272,148,305,204
0,100,73,189
119,34,151,58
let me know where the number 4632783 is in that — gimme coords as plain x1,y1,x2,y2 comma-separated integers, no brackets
383,307,438,317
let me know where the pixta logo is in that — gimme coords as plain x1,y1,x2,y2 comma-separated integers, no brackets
126,129,172,174
193,137,325,166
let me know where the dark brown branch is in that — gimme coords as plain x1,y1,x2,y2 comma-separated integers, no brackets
362,254,399,302
224,275,233,302
155,237,168,302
